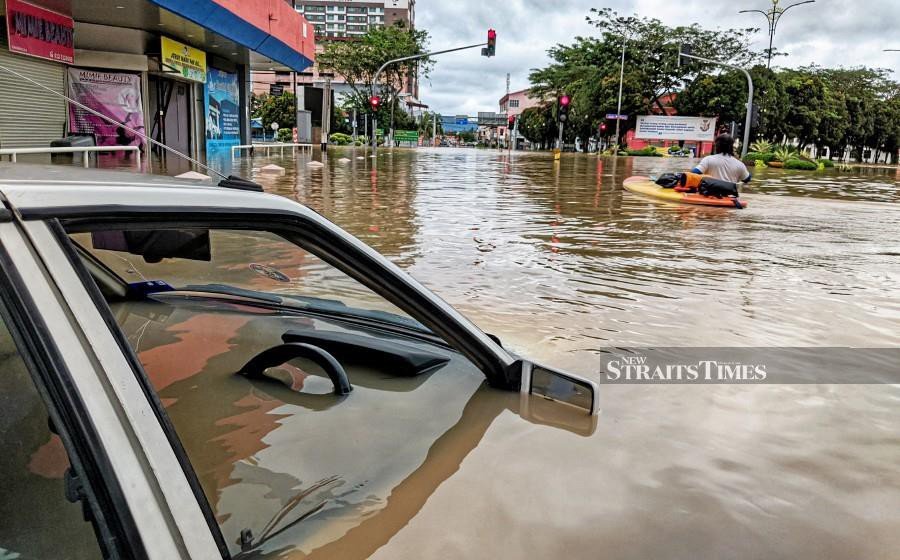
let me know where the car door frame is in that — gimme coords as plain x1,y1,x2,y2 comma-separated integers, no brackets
2,211,224,559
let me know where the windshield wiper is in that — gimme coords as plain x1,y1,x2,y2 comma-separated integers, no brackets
162,284,434,335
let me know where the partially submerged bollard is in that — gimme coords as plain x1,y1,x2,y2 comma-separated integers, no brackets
260,164,285,175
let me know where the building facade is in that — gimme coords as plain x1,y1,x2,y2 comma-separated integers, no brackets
499,88,540,119
0,0,315,169
291,0,414,40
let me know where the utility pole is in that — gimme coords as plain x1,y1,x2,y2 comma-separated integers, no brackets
432,112,437,147
678,46,754,158
739,0,816,69
614,35,627,151
321,77,331,151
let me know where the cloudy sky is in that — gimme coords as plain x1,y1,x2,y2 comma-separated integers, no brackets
417,0,900,116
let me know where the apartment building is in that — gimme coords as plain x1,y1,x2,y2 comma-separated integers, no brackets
292,0,415,39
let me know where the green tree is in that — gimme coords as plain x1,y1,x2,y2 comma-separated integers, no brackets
418,112,443,140
252,93,296,132
528,8,761,148
518,105,557,149
317,23,431,123
675,65,789,142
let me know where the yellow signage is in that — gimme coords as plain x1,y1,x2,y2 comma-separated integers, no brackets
161,36,206,83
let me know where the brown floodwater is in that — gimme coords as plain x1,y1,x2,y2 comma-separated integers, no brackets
112,149,899,558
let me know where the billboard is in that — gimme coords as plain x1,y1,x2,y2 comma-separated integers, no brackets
67,68,144,147
5,0,74,64
204,67,240,153
634,115,717,142
161,36,207,83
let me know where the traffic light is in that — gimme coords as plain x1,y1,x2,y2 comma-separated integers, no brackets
482,29,497,57
750,103,760,128
558,95,570,123
508,114,516,127
369,95,381,111
600,122,607,133
678,44,694,67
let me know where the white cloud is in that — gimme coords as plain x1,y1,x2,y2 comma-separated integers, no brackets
417,0,900,115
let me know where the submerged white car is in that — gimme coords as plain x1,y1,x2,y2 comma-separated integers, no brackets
0,164,597,560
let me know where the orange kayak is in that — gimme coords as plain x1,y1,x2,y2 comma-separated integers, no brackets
623,176,748,209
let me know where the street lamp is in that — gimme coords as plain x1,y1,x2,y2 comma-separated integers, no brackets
739,0,816,69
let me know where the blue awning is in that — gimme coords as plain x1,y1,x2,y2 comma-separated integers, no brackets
148,0,314,72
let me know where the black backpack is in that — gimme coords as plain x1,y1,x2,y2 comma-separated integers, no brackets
655,173,681,188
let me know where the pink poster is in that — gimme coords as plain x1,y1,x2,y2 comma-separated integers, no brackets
67,68,145,147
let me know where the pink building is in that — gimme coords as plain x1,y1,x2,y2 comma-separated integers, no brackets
493,89,541,142
499,89,541,118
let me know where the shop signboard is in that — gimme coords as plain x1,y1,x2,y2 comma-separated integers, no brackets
67,68,144,147
161,36,206,83
634,115,717,142
5,0,74,64
204,67,241,153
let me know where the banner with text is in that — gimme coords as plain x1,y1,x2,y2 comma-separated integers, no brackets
67,68,144,147
634,115,717,142
204,67,240,153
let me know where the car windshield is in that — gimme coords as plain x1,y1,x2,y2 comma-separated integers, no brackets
69,229,430,334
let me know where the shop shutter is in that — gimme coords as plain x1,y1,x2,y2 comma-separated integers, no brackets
0,34,67,149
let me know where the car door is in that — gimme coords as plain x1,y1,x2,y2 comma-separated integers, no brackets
0,206,223,559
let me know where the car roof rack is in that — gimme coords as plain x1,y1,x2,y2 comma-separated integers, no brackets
0,62,265,193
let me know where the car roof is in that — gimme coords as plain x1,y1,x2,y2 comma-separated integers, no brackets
0,163,301,216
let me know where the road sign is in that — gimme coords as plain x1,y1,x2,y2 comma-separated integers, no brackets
606,113,628,120
394,130,419,142
269,84,284,96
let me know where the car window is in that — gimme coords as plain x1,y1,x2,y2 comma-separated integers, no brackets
66,225,471,557
0,309,104,559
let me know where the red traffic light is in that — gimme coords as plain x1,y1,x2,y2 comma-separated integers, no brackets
508,115,516,125
369,95,381,109
488,29,497,40
600,123,607,131
559,95,571,107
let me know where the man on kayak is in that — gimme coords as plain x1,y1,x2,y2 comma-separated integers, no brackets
692,134,752,184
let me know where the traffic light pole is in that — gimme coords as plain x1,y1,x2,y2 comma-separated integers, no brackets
371,42,488,153
679,50,754,158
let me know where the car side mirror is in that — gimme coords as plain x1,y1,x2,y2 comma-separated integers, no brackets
520,361,599,416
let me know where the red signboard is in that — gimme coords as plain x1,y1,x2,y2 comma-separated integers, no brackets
5,0,74,64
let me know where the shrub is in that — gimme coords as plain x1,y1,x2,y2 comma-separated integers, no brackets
625,146,662,157
749,140,773,154
772,145,798,162
817,158,835,168
784,159,819,170
329,132,353,145
744,151,775,164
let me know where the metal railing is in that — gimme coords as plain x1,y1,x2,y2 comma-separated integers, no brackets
0,146,142,169
231,143,314,158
